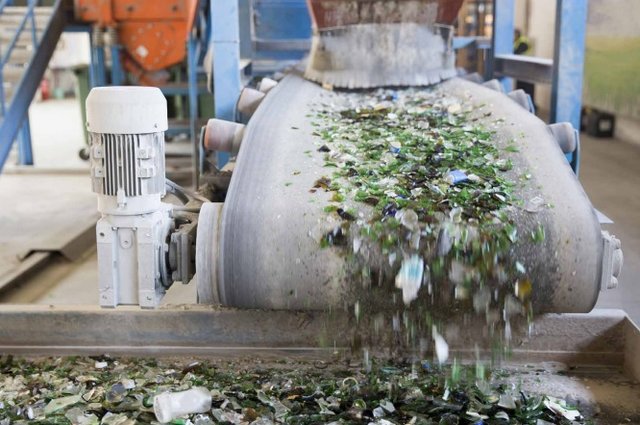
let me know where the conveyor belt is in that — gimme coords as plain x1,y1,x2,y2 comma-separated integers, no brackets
210,73,606,313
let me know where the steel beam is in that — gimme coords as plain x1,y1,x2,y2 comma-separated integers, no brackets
0,305,349,355
210,0,241,168
0,305,637,379
490,0,515,91
187,35,199,187
238,0,252,59
493,54,553,84
253,39,311,52
88,25,107,87
550,0,588,129
17,115,33,165
109,44,124,85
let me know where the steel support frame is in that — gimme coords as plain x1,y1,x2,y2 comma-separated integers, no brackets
109,44,124,86
491,0,515,92
238,0,252,60
187,34,199,187
91,41,107,87
210,1,241,169
0,306,638,382
550,0,588,130
491,0,588,173
18,116,33,165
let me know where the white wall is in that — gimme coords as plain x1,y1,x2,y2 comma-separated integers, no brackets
49,33,91,69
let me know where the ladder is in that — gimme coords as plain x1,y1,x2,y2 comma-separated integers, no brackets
0,0,65,173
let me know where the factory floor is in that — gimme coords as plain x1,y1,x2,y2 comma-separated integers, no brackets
0,98,638,323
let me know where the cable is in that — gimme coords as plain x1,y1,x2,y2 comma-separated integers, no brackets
165,179,210,203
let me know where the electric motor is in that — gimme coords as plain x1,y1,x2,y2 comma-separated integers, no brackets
87,86,172,308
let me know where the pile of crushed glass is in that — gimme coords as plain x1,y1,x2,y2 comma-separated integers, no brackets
1,355,587,424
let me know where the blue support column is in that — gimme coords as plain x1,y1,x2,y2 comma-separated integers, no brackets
87,28,97,87
491,0,515,91
187,34,199,186
550,0,588,129
110,44,124,85
551,0,588,175
92,45,106,86
210,0,241,168
17,115,33,165
238,0,252,59
91,27,106,87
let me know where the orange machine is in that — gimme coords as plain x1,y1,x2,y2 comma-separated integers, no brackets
75,0,199,85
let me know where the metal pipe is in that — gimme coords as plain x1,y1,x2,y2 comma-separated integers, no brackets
236,87,265,118
202,119,245,155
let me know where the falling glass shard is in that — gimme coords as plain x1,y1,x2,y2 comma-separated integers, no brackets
432,327,449,364
395,255,424,305
524,196,545,213
398,209,419,232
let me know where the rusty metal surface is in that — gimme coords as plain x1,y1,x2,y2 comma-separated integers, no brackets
307,0,464,28
304,0,463,87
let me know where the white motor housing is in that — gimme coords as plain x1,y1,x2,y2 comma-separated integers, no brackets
87,86,172,308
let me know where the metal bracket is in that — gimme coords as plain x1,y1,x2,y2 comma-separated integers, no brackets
601,231,623,290
169,219,197,284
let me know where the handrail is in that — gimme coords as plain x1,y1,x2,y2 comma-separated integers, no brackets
2,1,40,65
29,1,37,48
0,0,42,116
0,0,12,15
0,71,5,116
0,0,64,174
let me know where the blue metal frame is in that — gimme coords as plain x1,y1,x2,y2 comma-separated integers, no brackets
0,0,65,173
18,116,33,165
491,0,515,92
249,0,310,61
491,0,588,174
187,34,199,185
87,28,124,88
210,0,242,168
91,28,107,87
550,0,588,130
109,44,124,86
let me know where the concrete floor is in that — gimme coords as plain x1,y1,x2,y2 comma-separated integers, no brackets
21,98,87,169
581,135,640,321
0,98,639,322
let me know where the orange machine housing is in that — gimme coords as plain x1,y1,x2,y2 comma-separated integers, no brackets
75,0,198,84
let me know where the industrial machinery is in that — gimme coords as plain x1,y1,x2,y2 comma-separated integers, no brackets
75,0,199,85
86,82,624,314
85,0,622,321
87,86,199,307
305,0,464,87
0,2,637,422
